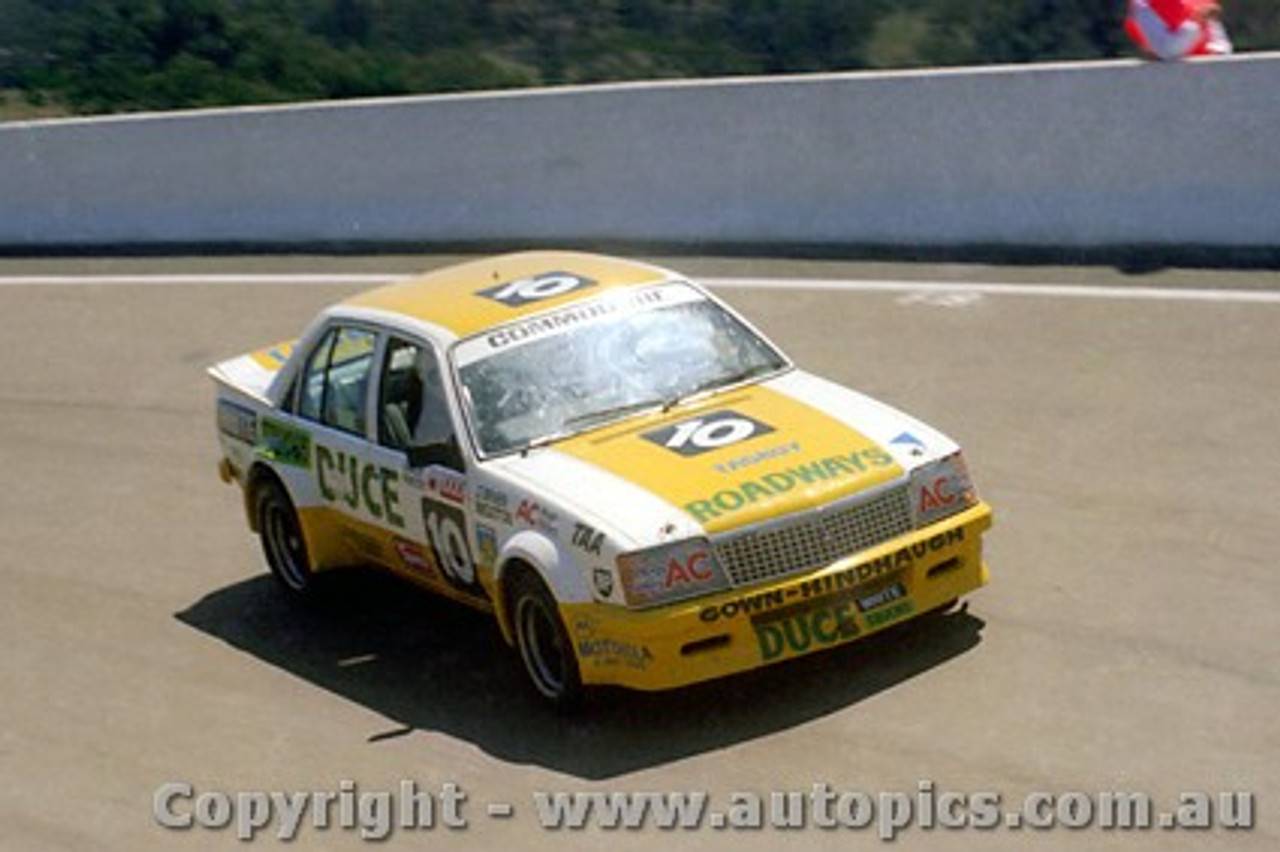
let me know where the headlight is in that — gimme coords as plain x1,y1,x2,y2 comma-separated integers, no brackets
617,539,730,608
909,452,979,528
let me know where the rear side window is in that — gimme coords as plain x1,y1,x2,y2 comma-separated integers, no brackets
294,326,378,437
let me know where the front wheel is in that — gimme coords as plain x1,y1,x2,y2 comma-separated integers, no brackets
510,573,582,708
254,479,315,598
924,597,962,618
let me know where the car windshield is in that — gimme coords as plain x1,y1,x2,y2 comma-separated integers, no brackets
452,282,789,457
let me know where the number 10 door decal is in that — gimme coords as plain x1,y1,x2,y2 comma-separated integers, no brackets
420,496,488,600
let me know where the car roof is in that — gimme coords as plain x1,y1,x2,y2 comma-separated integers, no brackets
340,251,676,339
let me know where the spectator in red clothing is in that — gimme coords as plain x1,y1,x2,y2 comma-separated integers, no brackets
1125,0,1233,59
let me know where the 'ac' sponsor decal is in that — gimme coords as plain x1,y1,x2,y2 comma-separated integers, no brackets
515,499,559,537
917,476,959,517
477,271,596,307
620,547,729,607
909,455,973,527
643,410,774,457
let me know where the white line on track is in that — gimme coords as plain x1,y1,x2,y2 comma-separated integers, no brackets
0,273,395,286
1,272,1278,304
712,276,1280,305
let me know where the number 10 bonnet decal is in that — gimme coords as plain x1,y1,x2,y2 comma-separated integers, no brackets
477,271,597,307
642,410,775,457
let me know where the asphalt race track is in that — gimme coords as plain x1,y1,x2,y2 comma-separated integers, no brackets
1,254,1276,851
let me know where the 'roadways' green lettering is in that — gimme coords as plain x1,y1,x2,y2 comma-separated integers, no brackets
685,447,894,523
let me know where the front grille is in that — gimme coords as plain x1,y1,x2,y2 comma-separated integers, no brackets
714,485,913,588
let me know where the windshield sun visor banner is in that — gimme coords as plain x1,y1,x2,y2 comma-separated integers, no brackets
457,282,703,359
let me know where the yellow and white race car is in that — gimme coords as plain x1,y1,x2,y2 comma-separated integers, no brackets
210,252,992,705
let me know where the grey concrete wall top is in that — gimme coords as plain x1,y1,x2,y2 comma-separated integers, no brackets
2,53,1278,255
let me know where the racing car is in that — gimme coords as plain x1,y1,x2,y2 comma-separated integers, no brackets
210,251,992,705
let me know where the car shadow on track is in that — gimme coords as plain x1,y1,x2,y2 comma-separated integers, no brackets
176,570,985,781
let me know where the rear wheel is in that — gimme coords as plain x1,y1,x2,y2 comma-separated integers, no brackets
510,572,582,708
254,479,315,597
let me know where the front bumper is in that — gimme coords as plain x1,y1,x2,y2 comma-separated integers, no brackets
561,501,993,691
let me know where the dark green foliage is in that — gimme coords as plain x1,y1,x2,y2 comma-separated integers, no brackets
1,0,1277,116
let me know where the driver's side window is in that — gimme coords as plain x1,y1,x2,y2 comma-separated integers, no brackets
378,337,454,453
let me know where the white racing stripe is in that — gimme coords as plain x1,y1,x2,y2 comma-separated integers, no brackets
0,271,1277,304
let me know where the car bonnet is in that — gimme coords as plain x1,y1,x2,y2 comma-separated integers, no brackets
490,369,959,544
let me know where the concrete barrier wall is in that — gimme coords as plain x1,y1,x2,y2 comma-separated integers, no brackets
2,53,1278,255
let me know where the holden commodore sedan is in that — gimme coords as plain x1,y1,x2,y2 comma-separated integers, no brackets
210,251,992,705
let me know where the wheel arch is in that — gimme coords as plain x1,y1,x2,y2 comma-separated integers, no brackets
244,461,288,533
492,529,590,647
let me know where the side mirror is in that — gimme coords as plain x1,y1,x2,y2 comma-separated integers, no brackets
407,437,465,472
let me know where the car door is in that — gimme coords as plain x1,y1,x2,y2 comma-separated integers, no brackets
366,333,492,608
289,322,410,567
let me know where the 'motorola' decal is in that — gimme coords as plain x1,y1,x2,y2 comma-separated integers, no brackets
554,386,904,534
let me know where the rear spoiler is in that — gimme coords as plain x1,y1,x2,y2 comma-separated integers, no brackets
208,341,295,401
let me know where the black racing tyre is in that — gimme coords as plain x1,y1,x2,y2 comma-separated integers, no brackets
510,572,583,708
254,479,315,597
